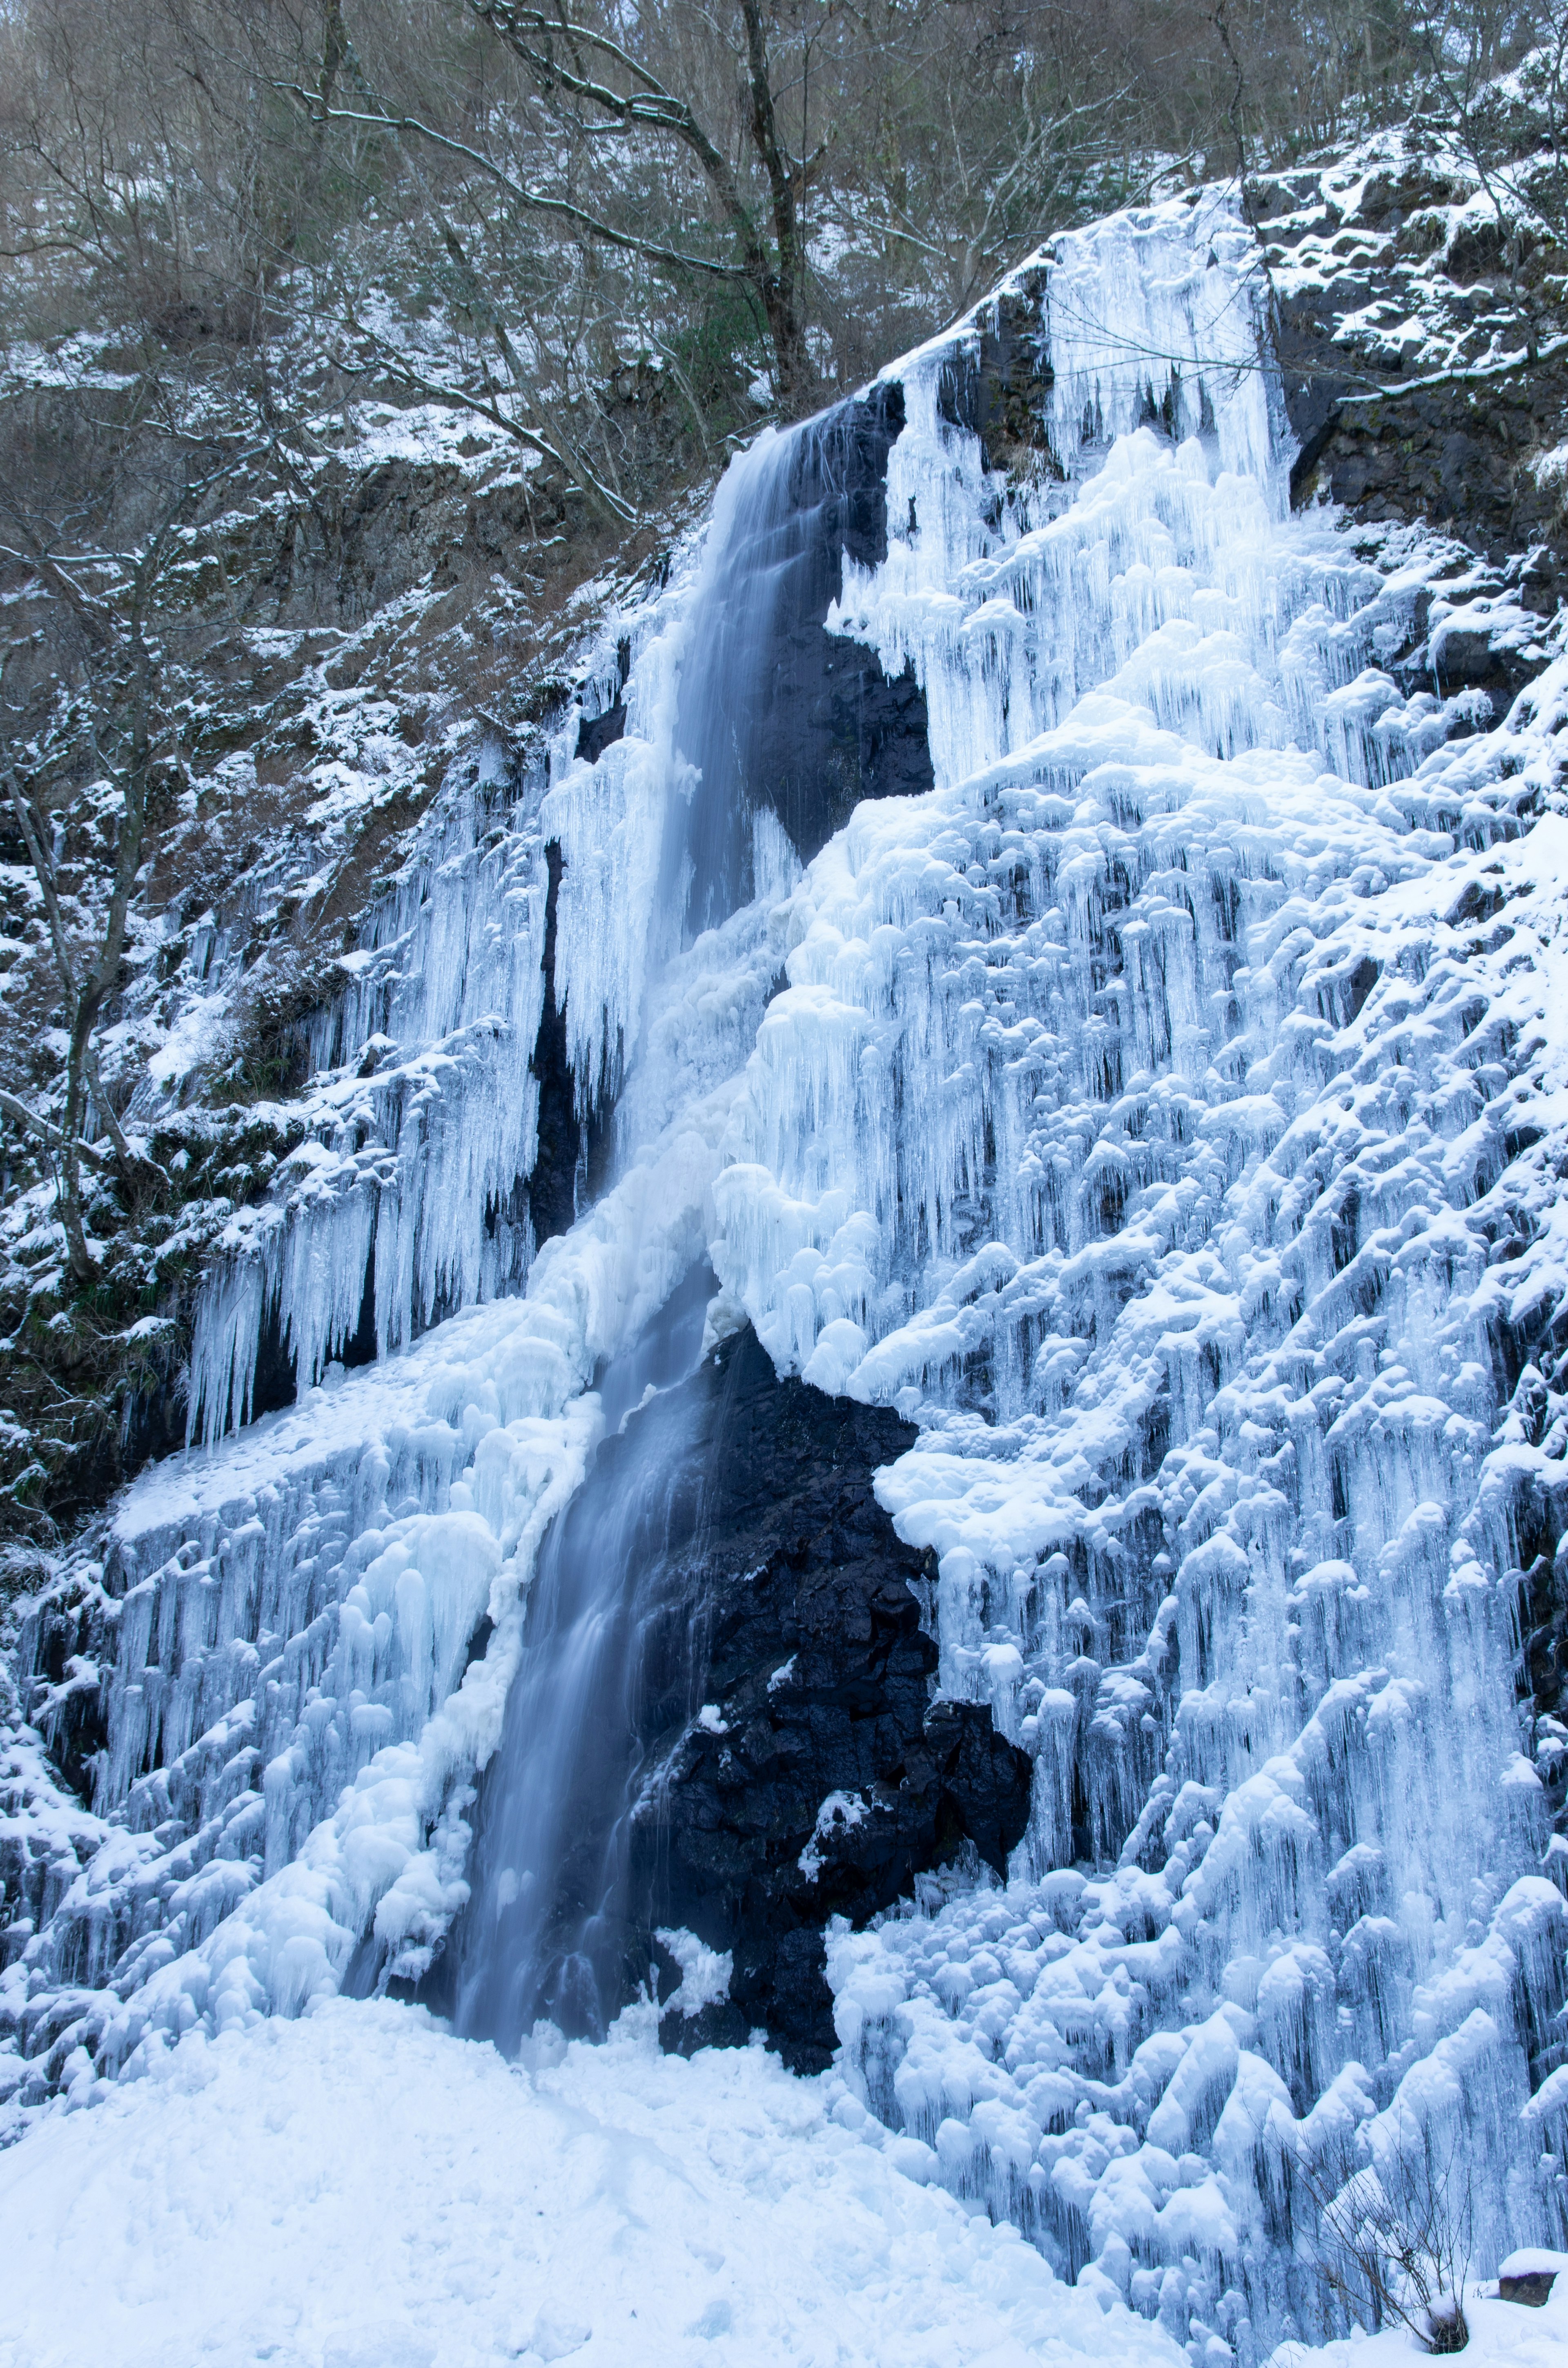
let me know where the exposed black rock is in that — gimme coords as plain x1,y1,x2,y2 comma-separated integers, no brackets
1499,2268,1558,2306
1272,293,1370,514
247,1294,299,1420
341,1245,379,1369
576,636,632,762
1283,330,1568,602
575,698,626,762
527,840,611,1245
421,1321,1032,2071
1509,1414,1568,1910
621,1326,1033,2073
1257,157,1568,598
936,277,1058,477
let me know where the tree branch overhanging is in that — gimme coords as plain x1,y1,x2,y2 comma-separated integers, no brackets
276,88,746,283
0,1090,113,1174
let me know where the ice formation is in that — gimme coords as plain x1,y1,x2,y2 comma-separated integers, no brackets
8,186,1568,2354
184,743,552,1438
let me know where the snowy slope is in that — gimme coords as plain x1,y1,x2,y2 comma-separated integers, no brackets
6,176,1568,2359
0,1994,1183,2368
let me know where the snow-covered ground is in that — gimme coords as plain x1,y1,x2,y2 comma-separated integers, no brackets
0,1994,1180,2368
2,1995,1561,2367
1276,2263,1568,2368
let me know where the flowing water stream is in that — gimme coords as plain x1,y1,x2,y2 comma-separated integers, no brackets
447,1265,715,2048
444,399,902,2045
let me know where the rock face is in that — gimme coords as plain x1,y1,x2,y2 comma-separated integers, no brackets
527,841,615,1247
1249,156,1568,600
935,279,1057,477
1281,310,1568,599
631,1329,1033,2071
425,1322,1033,2071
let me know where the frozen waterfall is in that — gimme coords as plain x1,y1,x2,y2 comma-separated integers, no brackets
9,187,1568,2356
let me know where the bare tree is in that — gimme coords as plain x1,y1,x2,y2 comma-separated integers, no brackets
1405,0,1568,355
284,0,833,417
1295,2120,1474,2352
481,0,828,410
0,442,258,1278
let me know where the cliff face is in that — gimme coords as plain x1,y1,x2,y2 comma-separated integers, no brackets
1262,154,1568,605
6,124,1562,1550
630,1330,1032,2074
0,379,701,1544
7,134,1568,2353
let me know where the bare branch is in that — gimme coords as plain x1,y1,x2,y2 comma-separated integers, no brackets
335,321,637,524
3,763,80,1015
274,88,745,282
0,1089,112,1172
83,1041,167,1184
0,496,120,651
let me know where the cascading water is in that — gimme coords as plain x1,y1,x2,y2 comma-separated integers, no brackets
673,384,918,934
432,401,934,2043
670,419,815,936
429,404,926,2048
442,1265,716,2048
10,186,1568,2356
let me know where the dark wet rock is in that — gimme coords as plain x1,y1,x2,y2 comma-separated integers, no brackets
1286,341,1568,595
620,1326,1033,2073
576,698,626,762
528,840,612,1246
1263,154,1568,595
247,1295,300,1420
1519,1538,1568,1883
416,1320,1031,2068
937,278,1058,477
1499,2268,1558,2306
576,637,631,762
1273,288,1370,513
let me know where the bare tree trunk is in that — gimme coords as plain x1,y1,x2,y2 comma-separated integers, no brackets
464,0,823,414
739,0,816,412
1,744,100,1284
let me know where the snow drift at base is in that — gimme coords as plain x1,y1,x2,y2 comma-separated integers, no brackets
0,1993,1185,2368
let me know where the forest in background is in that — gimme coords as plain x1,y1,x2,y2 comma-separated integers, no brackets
0,0,1490,455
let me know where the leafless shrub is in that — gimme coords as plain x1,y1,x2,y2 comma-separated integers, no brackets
1296,2120,1474,2352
